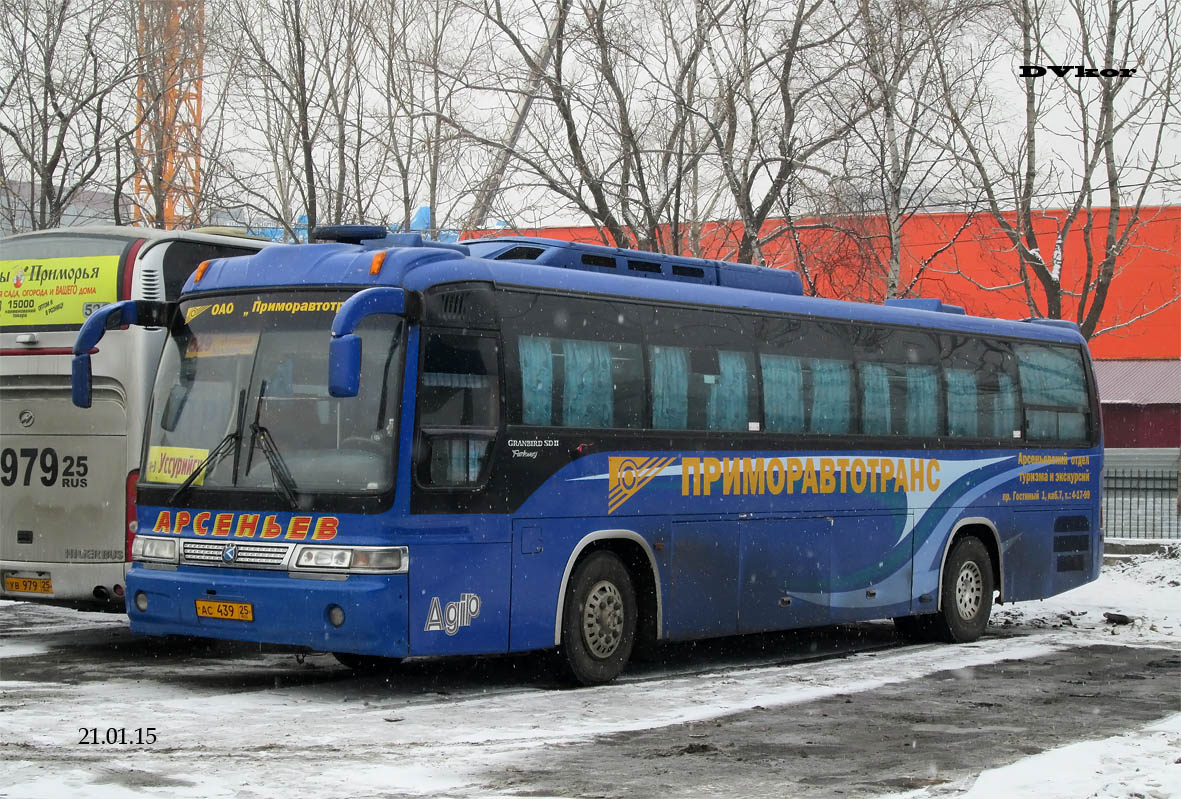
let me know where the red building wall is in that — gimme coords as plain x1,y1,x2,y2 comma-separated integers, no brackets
1101,406,1181,448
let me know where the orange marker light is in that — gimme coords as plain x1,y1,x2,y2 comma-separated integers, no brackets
370,251,388,276
193,260,211,283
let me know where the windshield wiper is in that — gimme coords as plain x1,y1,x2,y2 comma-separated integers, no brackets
168,389,247,505
245,380,299,509
168,432,238,505
249,423,299,509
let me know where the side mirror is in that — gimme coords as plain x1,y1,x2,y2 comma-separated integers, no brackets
72,301,135,408
327,288,407,398
72,300,172,408
328,335,363,398
71,354,95,409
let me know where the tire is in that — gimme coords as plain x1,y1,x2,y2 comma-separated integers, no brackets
931,536,995,643
557,551,637,686
333,652,401,672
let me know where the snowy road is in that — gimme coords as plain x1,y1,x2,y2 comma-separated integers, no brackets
1,551,1178,799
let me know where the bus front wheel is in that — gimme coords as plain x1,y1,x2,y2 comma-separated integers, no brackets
558,551,637,686
932,536,994,643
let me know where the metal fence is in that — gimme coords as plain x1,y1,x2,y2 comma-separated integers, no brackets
1103,468,1181,539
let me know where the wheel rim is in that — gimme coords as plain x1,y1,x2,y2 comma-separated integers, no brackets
582,579,625,658
954,561,984,620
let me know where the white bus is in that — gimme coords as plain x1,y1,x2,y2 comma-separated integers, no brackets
1,227,268,609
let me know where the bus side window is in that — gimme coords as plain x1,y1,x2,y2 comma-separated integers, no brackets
759,317,854,436
1014,343,1090,442
856,327,941,438
807,358,853,434
941,335,1019,442
650,344,757,431
503,291,646,430
648,307,758,432
945,367,979,437
760,353,805,433
416,332,500,488
979,341,1020,440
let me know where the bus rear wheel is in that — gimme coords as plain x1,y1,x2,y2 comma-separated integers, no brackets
558,551,637,686
931,536,994,643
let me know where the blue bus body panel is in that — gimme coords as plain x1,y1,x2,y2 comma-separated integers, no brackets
500,445,1101,645
407,542,511,655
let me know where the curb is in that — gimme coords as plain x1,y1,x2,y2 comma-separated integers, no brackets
1103,539,1179,556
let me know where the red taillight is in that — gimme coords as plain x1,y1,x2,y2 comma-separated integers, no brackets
125,470,138,561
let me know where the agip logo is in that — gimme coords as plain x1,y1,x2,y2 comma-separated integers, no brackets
608,456,676,514
424,593,482,636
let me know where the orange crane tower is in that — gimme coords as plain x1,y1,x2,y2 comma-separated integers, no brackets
134,0,204,229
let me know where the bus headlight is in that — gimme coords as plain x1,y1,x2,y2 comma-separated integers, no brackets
295,548,352,569
291,545,407,574
131,535,178,564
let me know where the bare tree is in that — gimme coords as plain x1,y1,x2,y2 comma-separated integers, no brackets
927,0,1180,337
688,0,875,265
811,0,987,299
455,0,727,249
0,0,138,231
366,0,487,235
207,0,373,238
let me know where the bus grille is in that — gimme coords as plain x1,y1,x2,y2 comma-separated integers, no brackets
182,541,293,569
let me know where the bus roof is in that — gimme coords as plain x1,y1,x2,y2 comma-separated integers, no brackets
184,231,1087,347
2,225,268,246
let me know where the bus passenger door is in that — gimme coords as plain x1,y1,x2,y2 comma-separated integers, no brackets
738,517,832,633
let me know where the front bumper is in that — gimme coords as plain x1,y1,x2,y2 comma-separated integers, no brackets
125,564,409,657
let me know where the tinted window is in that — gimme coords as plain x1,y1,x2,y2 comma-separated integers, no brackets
502,292,645,429
760,317,855,435
162,240,259,300
1015,343,1090,441
941,335,1021,441
648,307,758,431
853,326,942,438
417,333,499,487
518,336,643,428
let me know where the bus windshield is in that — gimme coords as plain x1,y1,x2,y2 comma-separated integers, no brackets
144,290,403,499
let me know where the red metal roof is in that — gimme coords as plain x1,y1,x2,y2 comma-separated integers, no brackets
1093,360,1181,405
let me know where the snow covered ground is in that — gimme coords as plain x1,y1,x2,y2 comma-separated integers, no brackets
0,545,1178,799
896,544,1181,799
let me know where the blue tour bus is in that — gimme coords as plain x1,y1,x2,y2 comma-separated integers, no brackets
71,226,1102,684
